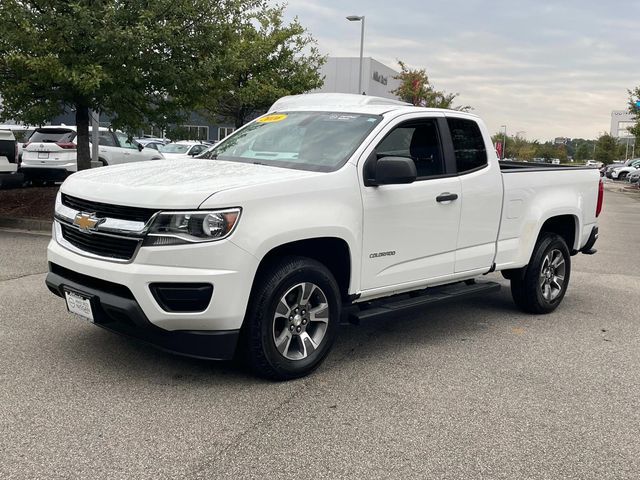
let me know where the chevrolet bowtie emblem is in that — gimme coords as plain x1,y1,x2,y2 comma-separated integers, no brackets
73,212,104,231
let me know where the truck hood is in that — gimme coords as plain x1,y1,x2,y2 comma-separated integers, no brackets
61,159,322,208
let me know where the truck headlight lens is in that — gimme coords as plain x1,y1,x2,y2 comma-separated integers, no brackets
144,208,241,246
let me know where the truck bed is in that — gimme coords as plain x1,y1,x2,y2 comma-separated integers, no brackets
499,160,591,172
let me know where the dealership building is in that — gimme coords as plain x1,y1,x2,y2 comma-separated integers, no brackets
610,110,636,138
313,57,401,99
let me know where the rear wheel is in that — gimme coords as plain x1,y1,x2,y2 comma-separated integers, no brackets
243,256,341,380
511,233,571,314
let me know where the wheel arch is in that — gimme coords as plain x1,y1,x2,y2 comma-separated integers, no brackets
501,213,579,280
539,214,579,252
252,237,353,301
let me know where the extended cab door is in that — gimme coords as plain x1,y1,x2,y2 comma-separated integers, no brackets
445,116,502,273
360,114,462,291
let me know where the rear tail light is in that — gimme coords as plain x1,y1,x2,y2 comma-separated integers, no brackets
56,142,76,149
596,178,604,217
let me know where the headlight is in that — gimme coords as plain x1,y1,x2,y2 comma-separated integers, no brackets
143,208,241,246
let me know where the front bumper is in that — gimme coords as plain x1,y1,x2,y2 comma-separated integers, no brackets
21,167,72,182
46,263,240,360
47,227,258,331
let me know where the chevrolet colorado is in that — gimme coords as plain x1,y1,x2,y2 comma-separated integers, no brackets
46,93,603,380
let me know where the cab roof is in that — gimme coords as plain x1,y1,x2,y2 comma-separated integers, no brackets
268,93,479,118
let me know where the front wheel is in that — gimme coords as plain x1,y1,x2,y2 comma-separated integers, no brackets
618,172,628,181
511,233,571,314
243,256,341,380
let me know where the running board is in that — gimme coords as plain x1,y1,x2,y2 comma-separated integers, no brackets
343,281,501,325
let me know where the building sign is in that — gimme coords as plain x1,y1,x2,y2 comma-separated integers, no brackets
372,71,388,86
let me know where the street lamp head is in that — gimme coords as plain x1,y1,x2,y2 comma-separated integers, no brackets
346,15,363,21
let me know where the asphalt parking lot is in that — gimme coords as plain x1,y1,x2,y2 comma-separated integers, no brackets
1,189,639,479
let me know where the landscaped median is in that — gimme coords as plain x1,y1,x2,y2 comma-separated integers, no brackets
0,186,57,232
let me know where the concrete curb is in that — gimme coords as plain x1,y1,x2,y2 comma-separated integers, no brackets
0,217,52,232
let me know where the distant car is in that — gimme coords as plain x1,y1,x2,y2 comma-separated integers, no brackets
610,159,640,181
194,145,219,159
627,170,640,184
0,129,19,176
159,141,210,159
0,124,35,162
136,137,170,146
585,160,602,168
138,141,165,151
551,158,561,165
21,126,164,184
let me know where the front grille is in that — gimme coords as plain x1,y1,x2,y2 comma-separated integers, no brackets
60,223,140,260
61,193,157,223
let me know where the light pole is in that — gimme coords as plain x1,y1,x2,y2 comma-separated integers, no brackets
500,125,507,160
346,15,365,95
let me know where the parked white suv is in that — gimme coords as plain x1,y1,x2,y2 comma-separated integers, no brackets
159,141,210,159
21,126,163,183
0,129,19,178
46,94,602,380
610,159,640,180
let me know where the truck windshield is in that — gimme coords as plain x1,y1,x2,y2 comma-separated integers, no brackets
211,111,382,172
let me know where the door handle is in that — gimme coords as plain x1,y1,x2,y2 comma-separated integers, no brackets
436,192,458,203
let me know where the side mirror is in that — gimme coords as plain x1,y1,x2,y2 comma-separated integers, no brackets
371,156,417,186
137,143,144,152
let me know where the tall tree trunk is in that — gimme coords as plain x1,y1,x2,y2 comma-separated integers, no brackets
76,105,91,171
234,114,244,129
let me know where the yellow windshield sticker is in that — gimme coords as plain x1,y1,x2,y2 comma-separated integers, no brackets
258,114,288,123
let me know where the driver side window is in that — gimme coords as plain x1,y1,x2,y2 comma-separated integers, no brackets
376,119,445,179
115,132,138,150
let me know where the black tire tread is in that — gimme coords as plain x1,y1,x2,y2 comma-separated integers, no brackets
511,233,571,314
243,255,340,380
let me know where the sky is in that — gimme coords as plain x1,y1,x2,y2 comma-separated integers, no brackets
280,0,640,141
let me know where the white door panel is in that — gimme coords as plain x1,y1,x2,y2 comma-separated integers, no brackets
445,116,503,273
361,176,462,290
455,164,502,272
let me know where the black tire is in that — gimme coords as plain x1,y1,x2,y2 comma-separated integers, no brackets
243,256,341,380
618,172,627,181
99,158,108,167
510,233,571,314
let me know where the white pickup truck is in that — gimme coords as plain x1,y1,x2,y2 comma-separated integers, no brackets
46,93,603,380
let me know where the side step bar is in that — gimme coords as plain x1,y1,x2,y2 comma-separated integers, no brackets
343,280,501,325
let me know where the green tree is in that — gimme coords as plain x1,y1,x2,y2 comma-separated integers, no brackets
392,61,471,111
628,86,640,140
0,0,246,170
535,142,556,161
574,143,590,161
199,4,325,128
594,133,620,165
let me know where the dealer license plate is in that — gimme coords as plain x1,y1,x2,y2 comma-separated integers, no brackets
37,152,49,159
64,290,94,322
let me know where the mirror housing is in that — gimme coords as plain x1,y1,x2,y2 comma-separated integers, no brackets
370,156,417,186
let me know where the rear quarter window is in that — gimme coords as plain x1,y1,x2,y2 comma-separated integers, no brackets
447,118,487,174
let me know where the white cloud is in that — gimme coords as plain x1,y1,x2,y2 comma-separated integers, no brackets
279,0,640,140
